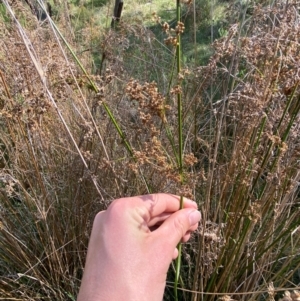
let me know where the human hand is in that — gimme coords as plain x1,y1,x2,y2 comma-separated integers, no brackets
77,193,201,301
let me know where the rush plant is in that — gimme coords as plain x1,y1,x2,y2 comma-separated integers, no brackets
0,1,299,301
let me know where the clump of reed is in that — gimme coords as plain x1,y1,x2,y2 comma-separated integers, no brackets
0,0,299,301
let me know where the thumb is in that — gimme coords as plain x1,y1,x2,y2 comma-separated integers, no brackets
155,209,201,249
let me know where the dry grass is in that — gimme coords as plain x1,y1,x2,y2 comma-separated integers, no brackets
0,0,299,300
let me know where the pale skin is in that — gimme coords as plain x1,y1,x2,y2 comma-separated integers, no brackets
77,193,201,301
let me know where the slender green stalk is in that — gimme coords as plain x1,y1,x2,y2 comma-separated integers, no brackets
36,0,133,156
30,0,151,193
174,0,184,299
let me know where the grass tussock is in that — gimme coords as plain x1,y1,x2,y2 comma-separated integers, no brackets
0,0,300,300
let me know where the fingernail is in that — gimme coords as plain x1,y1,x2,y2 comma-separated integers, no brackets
189,210,201,225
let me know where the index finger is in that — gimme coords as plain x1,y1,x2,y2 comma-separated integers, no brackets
136,193,197,218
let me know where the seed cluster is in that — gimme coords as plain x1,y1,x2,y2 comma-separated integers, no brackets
125,79,197,196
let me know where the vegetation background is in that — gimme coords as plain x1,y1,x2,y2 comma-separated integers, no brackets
0,0,299,300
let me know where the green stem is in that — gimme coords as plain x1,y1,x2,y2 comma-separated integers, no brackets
174,0,184,300
36,0,133,156
33,0,152,193
174,235,182,300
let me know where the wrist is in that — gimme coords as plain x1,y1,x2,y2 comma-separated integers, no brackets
77,267,165,301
